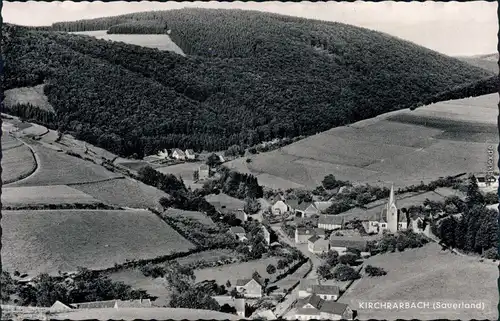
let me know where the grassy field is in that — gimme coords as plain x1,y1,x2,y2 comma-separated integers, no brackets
2,133,24,150
226,94,499,189
3,84,54,112
6,143,122,187
71,177,168,209
49,307,239,320
155,162,204,180
2,185,101,207
205,193,245,211
72,30,186,56
2,144,37,184
2,209,195,277
194,257,280,285
340,243,497,320
164,208,216,226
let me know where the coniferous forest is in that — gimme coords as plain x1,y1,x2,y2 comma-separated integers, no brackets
2,8,496,157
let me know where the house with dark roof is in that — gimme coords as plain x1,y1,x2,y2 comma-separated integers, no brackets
318,215,344,230
362,184,407,234
308,237,330,254
212,296,245,317
287,200,312,217
235,278,262,298
230,226,248,241
292,294,353,320
303,201,333,217
295,227,325,244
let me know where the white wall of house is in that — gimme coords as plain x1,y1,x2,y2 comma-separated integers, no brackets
330,246,348,254
318,223,341,231
318,294,338,301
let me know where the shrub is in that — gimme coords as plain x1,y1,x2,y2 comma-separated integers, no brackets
333,264,360,281
365,265,387,277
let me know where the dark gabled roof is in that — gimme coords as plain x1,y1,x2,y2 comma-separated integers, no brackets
318,215,344,225
311,285,340,296
329,236,367,251
295,308,321,316
296,202,312,211
296,227,314,235
308,235,321,243
314,228,325,235
236,277,262,287
320,301,349,315
296,294,322,309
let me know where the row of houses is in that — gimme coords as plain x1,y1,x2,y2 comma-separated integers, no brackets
158,148,197,160
271,199,334,217
296,227,370,255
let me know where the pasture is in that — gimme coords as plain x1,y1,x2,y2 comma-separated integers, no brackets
72,30,186,56
2,133,24,150
205,193,245,212
2,144,37,184
340,243,498,320
3,84,54,112
2,185,101,207
6,143,122,187
155,162,204,180
164,208,216,226
194,257,280,285
226,94,499,189
71,177,168,209
2,209,195,277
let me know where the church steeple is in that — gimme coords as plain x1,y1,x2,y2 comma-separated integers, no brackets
388,183,396,207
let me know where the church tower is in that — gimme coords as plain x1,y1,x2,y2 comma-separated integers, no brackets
386,184,399,233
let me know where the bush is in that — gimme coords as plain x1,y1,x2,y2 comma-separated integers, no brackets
365,265,387,277
339,253,358,266
333,264,360,281
483,248,499,260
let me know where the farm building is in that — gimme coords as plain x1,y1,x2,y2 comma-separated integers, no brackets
198,164,210,180
185,149,196,160
308,236,330,254
235,277,262,298
69,299,152,310
291,294,353,320
304,201,333,217
212,296,245,317
299,283,340,301
298,279,320,298
287,200,312,216
318,215,344,230
329,235,368,254
230,226,248,242
171,148,186,160
50,301,73,312
295,227,325,244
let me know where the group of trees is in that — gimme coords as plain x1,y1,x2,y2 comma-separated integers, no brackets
317,249,361,281
8,268,148,307
368,230,429,255
4,103,56,128
204,167,263,200
431,176,498,256
4,7,494,158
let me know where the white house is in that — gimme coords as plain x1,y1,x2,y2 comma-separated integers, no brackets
235,209,248,223
199,164,210,180
272,200,290,215
171,148,186,160
235,278,262,298
185,149,196,160
308,236,330,254
318,215,344,231
299,283,340,301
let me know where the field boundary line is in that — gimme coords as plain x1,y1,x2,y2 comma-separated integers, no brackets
66,176,126,186
3,139,39,185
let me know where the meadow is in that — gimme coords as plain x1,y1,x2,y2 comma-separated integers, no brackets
226,94,499,189
72,30,186,56
2,185,101,207
340,243,498,320
71,177,168,210
6,142,122,187
163,208,216,226
2,144,37,184
2,209,195,277
3,84,54,112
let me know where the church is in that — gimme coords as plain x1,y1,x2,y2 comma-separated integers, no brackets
362,184,408,234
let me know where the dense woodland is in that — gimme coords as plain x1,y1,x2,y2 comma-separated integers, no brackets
3,8,496,157
431,177,498,256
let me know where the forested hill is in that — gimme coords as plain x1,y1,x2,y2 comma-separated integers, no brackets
3,9,496,158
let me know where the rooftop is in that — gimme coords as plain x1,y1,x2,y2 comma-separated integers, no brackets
230,226,245,234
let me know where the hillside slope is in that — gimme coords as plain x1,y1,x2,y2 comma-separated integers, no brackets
3,9,495,157
457,53,499,74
